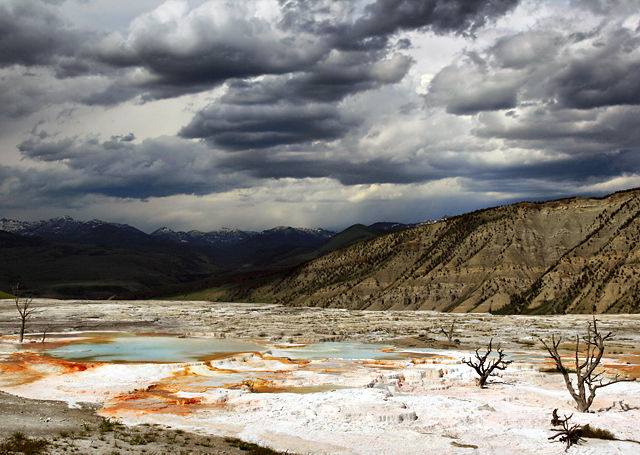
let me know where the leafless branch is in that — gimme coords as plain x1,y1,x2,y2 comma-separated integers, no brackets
548,409,584,451
12,283,35,343
462,338,512,387
440,319,456,342
539,316,635,412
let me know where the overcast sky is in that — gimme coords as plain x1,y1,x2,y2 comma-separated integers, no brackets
1,0,639,232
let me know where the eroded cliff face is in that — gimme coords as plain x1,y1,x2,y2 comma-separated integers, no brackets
218,190,640,313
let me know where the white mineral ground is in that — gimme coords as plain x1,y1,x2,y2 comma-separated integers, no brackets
0,300,639,454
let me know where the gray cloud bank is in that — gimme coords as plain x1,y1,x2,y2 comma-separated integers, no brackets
1,0,519,106
2,0,640,228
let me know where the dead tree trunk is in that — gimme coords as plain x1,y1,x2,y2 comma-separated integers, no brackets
12,283,34,343
539,316,635,412
41,324,51,343
440,319,456,343
462,338,512,387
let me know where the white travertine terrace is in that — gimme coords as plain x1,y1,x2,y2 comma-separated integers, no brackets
1,300,639,454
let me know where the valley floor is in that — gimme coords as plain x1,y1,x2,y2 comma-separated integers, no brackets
0,300,639,454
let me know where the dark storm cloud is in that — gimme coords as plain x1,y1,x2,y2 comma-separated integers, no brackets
90,2,328,102
0,0,76,67
212,136,640,189
95,24,322,88
280,0,520,48
82,80,152,106
0,0,522,117
457,146,640,203
86,0,519,104
476,106,640,150
8,0,640,220
347,0,519,39
552,29,640,109
424,20,640,194
214,150,435,185
449,142,640,188
0,0,101,78
9,130,441,200
0,65,113,118
18,136,77,161
427,26,640,115
9,118,640,205
0,1,112,117
417,13,640,200
14,134,244,199
179,102,356,150
221,54,412,105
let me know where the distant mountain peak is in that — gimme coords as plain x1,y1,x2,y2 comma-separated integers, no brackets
0,216,151,249
152,226,174,234
51,215,75,222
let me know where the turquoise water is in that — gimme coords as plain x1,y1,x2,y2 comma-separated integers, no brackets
45,336,265,362
269,342,399,360
45,336,403,363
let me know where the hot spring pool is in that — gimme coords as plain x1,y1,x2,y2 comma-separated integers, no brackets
43,335,407,363
269,342,400,360
44,335,265,362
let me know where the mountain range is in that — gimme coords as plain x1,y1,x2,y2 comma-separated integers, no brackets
0,216,413,298
187,189,640,314
7,188,640,314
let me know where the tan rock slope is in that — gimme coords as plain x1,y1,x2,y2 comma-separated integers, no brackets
217,189,640,314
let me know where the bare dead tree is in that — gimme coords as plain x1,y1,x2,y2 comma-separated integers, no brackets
40,324,52,343
548,409,584,451
462,338,512,387
539,316,635,412
12,283,35,343
440,319,456,343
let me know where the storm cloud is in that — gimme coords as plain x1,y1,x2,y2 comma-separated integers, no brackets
2,0,640,231
280,0,520,46
15,133,243,199
426,24,640,113
180,102,356,150
221,54,413,105
0,0,78,67
85,0,518,103
423,12,640,192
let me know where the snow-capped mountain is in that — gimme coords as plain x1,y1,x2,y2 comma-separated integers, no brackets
151,227,257,246
150,225,334,249
0,215,419,298
0,216,157,248
0,216,335,263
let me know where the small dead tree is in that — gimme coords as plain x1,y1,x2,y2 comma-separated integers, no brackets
12,283,35,343
539,316,635,412
548,409,584,451
462,338,512,387
40,324,52,343
440,319,456,343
